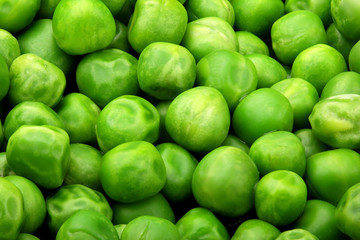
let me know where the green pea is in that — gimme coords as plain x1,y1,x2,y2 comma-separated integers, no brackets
294,129,330,159
176,207,230,240
128,0,187,53
100,141,166,203
7,53,66,108
55,93,101,144
16,233,40,240
275,229,319,240
320,71,360,100
0,55,9,101
4,101,64,141
0,152,15,177
156,142,198,202
155,101,173,143
56,210,118,240
221,134,250,154
52,0,116,55
46,184,113,234
112,193,175,224
6,125,70,189
115,224,126,239
101,0,126,16
96,95,160,152
138,42,196,100
63,143,103,191
5,175,46,234
235,31,270,56
106,20,131,52
36,0,60,18
348,40,360,74
196,49,257,111
231,219,281,240
0,29,20,68
326,23,356,62
331,0,360,41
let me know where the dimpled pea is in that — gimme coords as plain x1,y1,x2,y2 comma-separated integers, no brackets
0,55,9,101
181,17,239,62
4,101,64,141
249,131,306,177
56,210,118,240
271,10,327,65
275,229,319,240
185,0,235,26
0,29,20,67
55,93,101,144
46,184,113,234
192,146,259,217
291,44,347,94
232,219,281,240
327,23,356,62
176,207,230,240
320,71,360,100
196,50,257,111
255,170,307,226
76,49,139,109
96,95,160,152
336,182,360,239
331,0,360,41
5,175,46,234
63,143,103,191
309,94,360,149
122,215,180,240
7,53,66,108
235,31,270,56
293,199,348,240
0,0,40,33
17,19,76,76
247,53,287,88
52,0,116,55
156,143,198,202
112,193,175,224
6,125,70,189
138,42,196,100
165,86,230,153
128,0,187,53
0,177,24,240
305,148,360,205
100,141,166,203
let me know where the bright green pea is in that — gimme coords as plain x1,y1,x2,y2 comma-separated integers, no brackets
55,93,100,144
0,55,9,101
138,42,196,100
106,20,131,52
115,0,134,24
122,215,180,240
76,49,139,109
185,0,235,26
291,44,347,94
0,152,15,176
320,71,360,100
305,148,360,205
165,86,230,153
326,23,356,62
37,0,60,18
249,131,306,177
309,94,360,149
232,88,293,145
0,0,40,33
100,141,166,203
17,19,76,76
46,184,113,234
128,0,187,53
5,175,46,234
0,29,20,68
271,78,319,129
176,207,230,240
101,0,126,16
52,0,116,55
196,49,257,111
16,233,40,240
112,193,175,224
156,143,198,202
56,210,118,240
4,101,64,141
63,143,103,191
232,0,285,37
331,0,360,41
275,229,319,240
7,53,66,108
115,224,126,239
294,129,330,159
247,53,287,88
231,219,281,240
348,40,360,74
255,170,307,226
181,17,239,62
192,146,259,217
271,10,327,65
96,95,160,152
0,120,4,149
221,134,250,154
292,199,348,240
336,182,360,239
235,31,270,56
6,125,70,189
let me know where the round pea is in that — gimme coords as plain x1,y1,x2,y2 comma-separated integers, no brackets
331,0,360,41
0,29,20,68
275,229,319,240
232,219,281,240
235,31,270,56
320,71,360,100
294,129,330,159
0,55,9,101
